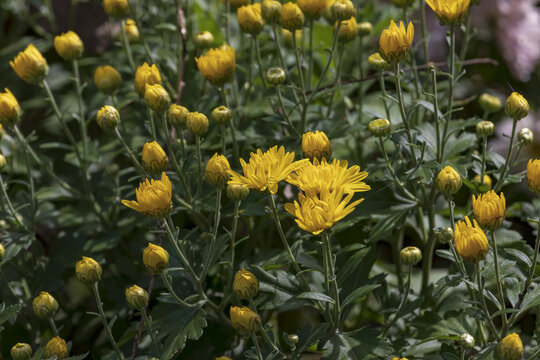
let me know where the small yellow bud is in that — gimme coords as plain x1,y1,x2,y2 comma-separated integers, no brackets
337,17,358,43
54,31,84,60
142,141,169,174
368,52,388,70
32,291,59,319
195,46,236,86
297,0,328,18
454,216,489,263
230,306,261,335
75,256,103,285
518,128,533,145
527,159,540,193
497,333,524,360
472,190,506,229
459,333,475,350
227,184,250,201
282,29,303,48
302,130,332,161
193,31,215,50
437,166,462,195
475,120,494,137
237,3,264,35
479,93,502,114
0,243,4,260
10,44,49,84
205,153,231,187
266,67,287,86
94,65,122,95
288,334,299,344
400,246,422,265
0,154,6,172
186,112,209,136
280,2,305,31
144,84,171,113
134,63,162,97
379,20,414,64
143,243,169,274
10,343,32,360
233,269,259,299
168,104,189,127
124,19,140,42
437,226,454,244
391,0,415,7
44,337,68,359
211,106,233,125
357,21,372,36
125,285,149,310
472,174,492,189
103,0,129,17
505,92,529,120
368,118,391,137
331,0,355,22
96,105,120,130
261,0,282,24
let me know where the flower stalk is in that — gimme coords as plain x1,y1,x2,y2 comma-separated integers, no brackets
92,283,125,359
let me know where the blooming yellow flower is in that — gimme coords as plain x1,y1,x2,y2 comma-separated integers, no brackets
437,165,462,195
144,84,171,113
44,337,68,359
32,291,58,319
233,269,259,299
285,188,363,235
230,306,261,335
0,88,21,127
378,20,414,64
94,65,122,95
143,243,169,274
237,3,264,35
286,158,370,195
337,16,358,42
527,159,540,193
497,333,523,360
103,0,129,17
124,19,140,42
142,141,169,174
228,146,309,194
298,0,328,18
205,153,231,187
122,172,172,218
195,45,236,86
10,44,49,84
134,62,162,97
425,0,471,26
454,216,489,263
280,2,305,31
472,190,506,229
54,31,84,60
302,130,332,161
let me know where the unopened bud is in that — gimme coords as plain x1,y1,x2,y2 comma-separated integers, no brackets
0,154,6,171
143,243,169,274
478,93,502,114
518,128,533,145
438,226,454,244
357,21,372,36
505,92,529,120
368,118,391,137
368,53,387,70
266,67,287,86
459,333,475,350
32,291,59,319
331,0,355,22
400,246,422,265
288,334,299,344
96,105,120,130
144,84,171,113
168,104,189,127
227,184,250,201
437,166,462,195
10,343,32,360
186,112,209,136
233,269,259,299
0,243,4,260
211,106,233,125
475,121,494,137
262,0,282,24
125,285,149,310
193,31,215,50
75,256,102,285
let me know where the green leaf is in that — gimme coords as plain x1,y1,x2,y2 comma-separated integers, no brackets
322,327,393,360
368,205,411,243
157,307,207,360
341,284,381,308
295,323,329,355
0,303,22,332
296,292,335,303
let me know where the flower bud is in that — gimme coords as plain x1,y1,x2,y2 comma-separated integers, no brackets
94,65,122,95
143,243,169,274
459,333,475,350
105,163,120,176
297,0,328,18
266,67,287,86
478,93,502,114
44,337,68,359
437,226,454,244
196,46,236,86
103,0,129,17
54,31,84,60
135,63,162,97
527,159,540,193
193,31,214,50
32,291,59,319
75,256,102,285
288,334,299,344
0,154,6,172
10,343,32,360
473,174,492,189
331,0,355,22
124,19,140,42
454,216,489,263
10,44,49,84
505,92,529,120
227,184,250,201
280,2,304,31
211,106,233,125
337,17,358,43
237,3,264,35
302,130,332,161
368,52,387,70
96,105,120,130
518,128,533,145
437,166,462,195
472,190,506,229
368,118,391,137
186,112,209,136
379,20,414,64
205,153,231,187
230,306,261,335
0,243,4,260
475,120,494,138
125,284,149,310
144,84,171,113
497,333,523,360
357,21,372,36
262,0,282,24
233,269,259,299
168,104,189,127
400,246,422,265
142,141,169,174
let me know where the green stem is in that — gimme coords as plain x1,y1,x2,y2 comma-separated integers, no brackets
292,31,309,133
379,71,391,120
358,36,364,123
254,37,267,90
0,175,29,232
382,265,412,336
308,19,314,90
490,230,507,327
71,59,88,159
475,263,500,339
494,118,518,192
272,25,286,70
431,68,441,162
200,188,221,281
218,87,239,161
120,19,136,71
276,86,300,138
113,128,147,176
378,137,416,200
529,347,540,360
440,27,455,159
194,136,202,199
220,200,241,309
419,0,429,66
48,317,59,337
141,308,160,354
393,63,416,165
22,144,36,230
310,22,341,102
251,334,263,360
92,283,125,359
326,43,345,117
148,108,157,141
225,0,231,44
220,125,226,155
480,135,487,185
323,232,340,333
161,273,198,307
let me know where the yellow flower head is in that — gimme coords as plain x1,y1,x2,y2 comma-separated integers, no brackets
44,337,68,359
454,216,489,263
472,174,492,189
437,165,462,195
285,188,363,235
54,31,84,60
237,3,264,35
124,19,140,42
298,0,328,18
228,146,310,194
205,153,231,187
32,291,59,319
96,105,120,130
103,0,129,17
10,44,49,84
378,20,414,64
143,243,169,274
144,83,171,113
94,65,122,95
75,256,103,285
262,0,282,24
497,333,524,360
280,2,305,31
186,111,209,136
0,88,21,127
230,306,261,335
426,0,470,26
302,130,332,161
505,92,529,120
142,141,169,174
527,159,540,193
134,62,162,97
286,158,370,195
337,16,358,42
233,269,259,299
122,172,172,218
195,45,236,86
472,190,506,229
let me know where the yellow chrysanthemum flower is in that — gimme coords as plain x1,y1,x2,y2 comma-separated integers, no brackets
472,190,506,229
233,269,259,299
302,130,332,161
527,159,540,193
228,146,309,194
142,141,169,174
378,20,414,64
44,337,68,359
205,153,231,187
280,2,305,31
425,0,471,26
454,216,489,263
297,0,328,18
94,65,122,95
237,3,264,35
497,333,524,360
54,31,84,60
0,88,21,127
230,306,261,335
286,158,370,195
124,19,140,42
10,44,49,84
285,188,363,235
337,16,358,42
122,172,172,218
195,45,236,86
